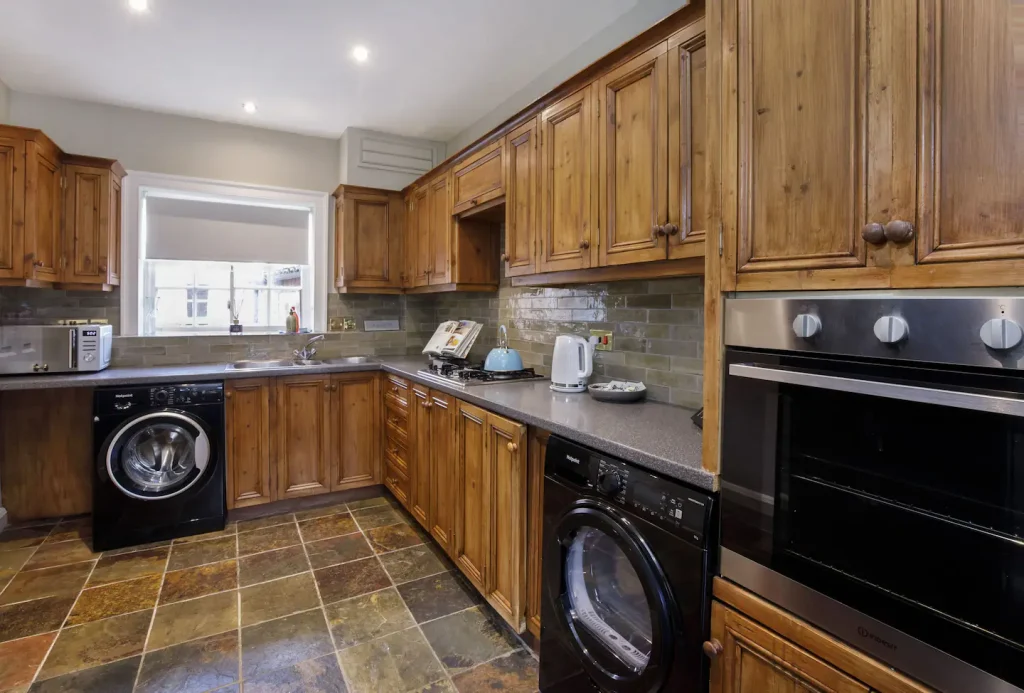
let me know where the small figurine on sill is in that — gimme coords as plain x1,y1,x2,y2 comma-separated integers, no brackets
286,307,300,333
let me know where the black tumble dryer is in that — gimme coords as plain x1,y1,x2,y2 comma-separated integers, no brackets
540,436,715,693
93,382,227,552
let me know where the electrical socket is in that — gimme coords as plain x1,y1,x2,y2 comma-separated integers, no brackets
590,329,613,351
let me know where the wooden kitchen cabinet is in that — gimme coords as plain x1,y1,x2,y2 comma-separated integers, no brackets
333,185,404,293
330,372,381,491
411,185,431,287
484,412,527,632
408,384,432,525
428,173,452,285
525,428,549,639
225,378,274,509
504,118,540,277
452,138,504,216
274,375,332,499
539,85,596,273
59,156,125,290
454,400,489,591
597,43,669,267
427,390,456,554
25,134,63,285
0,130,26,283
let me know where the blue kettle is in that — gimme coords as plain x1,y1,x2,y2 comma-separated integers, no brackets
483,325,524,372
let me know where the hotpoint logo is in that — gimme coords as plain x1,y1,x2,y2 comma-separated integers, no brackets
857,626,897,651
566,455,581,465
114,393,133,399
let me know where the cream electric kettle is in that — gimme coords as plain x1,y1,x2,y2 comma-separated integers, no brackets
550,334,595,393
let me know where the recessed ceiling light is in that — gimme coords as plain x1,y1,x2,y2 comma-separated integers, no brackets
128,0,149,12
242,101,257,114
352,45,369,63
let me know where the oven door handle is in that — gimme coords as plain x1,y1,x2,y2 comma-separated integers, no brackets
729,362,1024,418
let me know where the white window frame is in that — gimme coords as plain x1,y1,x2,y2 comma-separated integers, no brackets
121,171,329,336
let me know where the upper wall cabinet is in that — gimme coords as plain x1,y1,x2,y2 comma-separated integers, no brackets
428,173,452,286
0,126,124,291
503,118,540,277
718,0,1024,290
333,185,405,293
451,139,504,216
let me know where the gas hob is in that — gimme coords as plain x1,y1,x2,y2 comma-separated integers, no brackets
416,360,545,389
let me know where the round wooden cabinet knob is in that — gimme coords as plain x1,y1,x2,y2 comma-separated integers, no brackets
861,222,886,244
500,253,509,262
651,225,663,240
391,385,399,392
702,639,724,659
324,384,331,391
507,441,519,453
225,391,232,399
578,239,590,250
663,223,680,237
884,219,915,243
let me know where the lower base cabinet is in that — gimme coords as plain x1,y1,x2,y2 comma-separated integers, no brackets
525,428,549,639
225,378,274,508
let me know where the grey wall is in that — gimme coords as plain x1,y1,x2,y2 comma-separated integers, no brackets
0,78,9,122
446,0,689,153
8,92,339,191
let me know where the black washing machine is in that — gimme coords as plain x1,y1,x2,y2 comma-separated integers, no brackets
93,382,227,551
540,436,716,693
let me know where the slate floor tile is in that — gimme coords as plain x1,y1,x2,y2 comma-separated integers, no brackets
26,655,141,693
0,595,76,642
135,630,239,693
338,627,444,693
22,540,97,570
100,540,171,558
240,609,333,680
0,562,94,605
241,653,346,693
240,572,319,627
0,526,53,551
166,536,236,571
159,559,237,604
416,680,458,693
345,496,390,511
304,533,372,570
294,503,349,521
171,524,236,545
379,544,446,584
37,609,152,681
42,519,92,545
0,632,57,690
146,591,237,651
397,572,481,623
67,575,161,626
351,506,406,530
421,606,518,675
450,649,538,692
237,524,301,557
88,547,168,587
324,587,415,649
314,557,391,604
365,523,423,554
238,545,309,587
237,514,294,533
298,513,358,543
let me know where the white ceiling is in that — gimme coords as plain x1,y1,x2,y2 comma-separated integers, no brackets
0,0,638,141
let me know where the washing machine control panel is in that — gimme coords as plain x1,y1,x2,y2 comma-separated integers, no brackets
149,384,223,406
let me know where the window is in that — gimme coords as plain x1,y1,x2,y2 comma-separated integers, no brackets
120,172,329,336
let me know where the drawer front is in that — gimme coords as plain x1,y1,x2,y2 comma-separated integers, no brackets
384,459,410,507
384,375,409,409
452,140,505,214
384,434,409,474
384,399,409,439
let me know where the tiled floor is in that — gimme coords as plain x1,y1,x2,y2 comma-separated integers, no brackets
0,493,539,692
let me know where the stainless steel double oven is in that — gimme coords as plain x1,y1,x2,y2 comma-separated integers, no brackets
721,295,1024,693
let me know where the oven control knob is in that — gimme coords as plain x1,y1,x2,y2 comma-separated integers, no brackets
597,471,622,495
791,314,822,339
980,318,1023,351
154,389,169,404
873,315,909,344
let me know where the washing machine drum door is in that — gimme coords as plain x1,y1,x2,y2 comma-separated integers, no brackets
105,411,211,500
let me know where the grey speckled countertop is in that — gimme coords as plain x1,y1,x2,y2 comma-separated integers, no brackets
0,357,713,491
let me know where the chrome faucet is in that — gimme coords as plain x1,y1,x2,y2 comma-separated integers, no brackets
293,334,324,361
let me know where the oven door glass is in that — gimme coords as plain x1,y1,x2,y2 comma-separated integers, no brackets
721,348,1024,687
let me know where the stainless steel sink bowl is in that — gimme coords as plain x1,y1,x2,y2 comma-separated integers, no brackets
226,359,322,370
292,359,324,366
323,356,375,365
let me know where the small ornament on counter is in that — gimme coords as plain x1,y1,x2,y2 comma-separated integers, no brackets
286,307,300,333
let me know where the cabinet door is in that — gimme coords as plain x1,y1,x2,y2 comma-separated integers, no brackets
428,390,456,555
597,43,670,266
539,85,596,272
106,173,122,286
668,19,708,261
412,185,431,287
0,134,25,281
225,378,273,508
504,118,540,277
722,0,901,288
709,602,870,693
452,139,504,215
62,164,108,286
484,412,527,632
338,189,398,290
330,372,380,491
25,141,62,284
275,375,331,499
525,428,549,639
408,384,431,527
454,400,489,590
429,173,452,285
915,1,1024,268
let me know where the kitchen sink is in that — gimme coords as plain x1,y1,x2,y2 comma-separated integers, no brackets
225,359,323,370
322,356,375,365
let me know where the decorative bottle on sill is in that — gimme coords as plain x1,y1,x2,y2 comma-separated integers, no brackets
286,307,300,334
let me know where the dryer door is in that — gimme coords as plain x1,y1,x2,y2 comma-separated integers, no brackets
103,411,212,501
553,501,675,692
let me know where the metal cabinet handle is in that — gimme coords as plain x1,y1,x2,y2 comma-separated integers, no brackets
861,222,886,244
702,639,723,659
507,441,518,453
884,219,915,243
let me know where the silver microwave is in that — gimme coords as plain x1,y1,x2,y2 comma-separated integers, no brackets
0,325,113,374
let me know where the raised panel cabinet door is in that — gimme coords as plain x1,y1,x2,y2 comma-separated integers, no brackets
597,42,670,267
0,134,25,281
668,19,709,261
106,173,123,285
525,428,549,639
428,390,456,555
483,412,527,633
330,372,380,491
342,189,395,289
403,193,415,288
412,185,431,286
454,400,489,591
275,375,332,499
225,378,273,508
25,141,62,284
540,85,596,272
709,602,870,693
62,164,107,285
429,173,452,285
504,118,540,277
452,139,505,215
408,384,431,527
915,1,1024,267
721,0,907,288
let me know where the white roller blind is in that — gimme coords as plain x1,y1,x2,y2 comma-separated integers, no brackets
145,196,310,265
